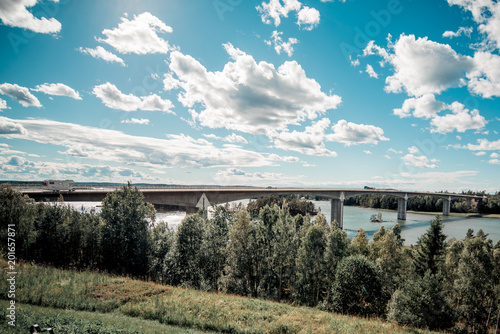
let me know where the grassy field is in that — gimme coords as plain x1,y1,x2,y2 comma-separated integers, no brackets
1,261,440,334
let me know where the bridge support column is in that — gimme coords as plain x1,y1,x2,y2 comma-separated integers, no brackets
397,195,407,220
467,198,471,207
443,196,451,216
331,192,345,229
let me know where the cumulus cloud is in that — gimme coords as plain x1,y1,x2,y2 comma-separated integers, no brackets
408,146,419,154
268,153,300,162
489,159,500,164
443,26,473,38
270,118,337,156
169,43,341,134
163,72,181,91
78,46,126,66
97,12,173,54
384,34,473,96
0,0,62,33
467,51,500,97
448,0,500,50
461,138,500,151
0,83,42,107
297,6,320,30
402,154,438,168
0,98,8,110
265,30,299,56
93,82,174,113
326,119,389,146
430,102,487,133
33,83,82,100
121,118,150,125
256,0,302,27
0,117,274,169
0,116,27,135
393,94,446,119
365,64,378,79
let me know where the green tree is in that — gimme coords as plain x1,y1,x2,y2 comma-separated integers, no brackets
224,209,261,297
100,183,154,276
387,271,454,330
331,255,387,316
149,221,174,282
349,228,369,257
453,231,495,333
324,226,350,300
165,213,205,288
413,216,447,276
200,206,231,291
0,184,37,260
294,225,327,306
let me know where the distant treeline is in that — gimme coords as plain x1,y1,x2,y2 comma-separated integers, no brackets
343,191,500,214
1,183,500,333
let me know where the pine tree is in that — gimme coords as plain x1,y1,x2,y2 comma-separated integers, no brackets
413,215,447,277
349,227,369,257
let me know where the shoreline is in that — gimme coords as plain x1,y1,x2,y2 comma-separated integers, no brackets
347,206,500,219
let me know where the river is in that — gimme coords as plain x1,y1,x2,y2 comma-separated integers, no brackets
64,200,500,245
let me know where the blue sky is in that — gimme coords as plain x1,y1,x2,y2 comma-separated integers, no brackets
0,0,499,192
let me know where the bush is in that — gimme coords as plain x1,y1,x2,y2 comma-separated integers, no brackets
330,255,388,316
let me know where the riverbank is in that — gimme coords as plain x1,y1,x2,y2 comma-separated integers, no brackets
348,206,500,219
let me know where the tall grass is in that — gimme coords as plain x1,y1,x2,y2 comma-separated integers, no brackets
1,262,438,334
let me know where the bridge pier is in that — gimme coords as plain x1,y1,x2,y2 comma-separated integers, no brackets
443,196,451,216
330,192,345,229
397,195,407,220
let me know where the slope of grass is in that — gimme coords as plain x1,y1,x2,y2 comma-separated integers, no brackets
0,300,205,334
1,261,439,334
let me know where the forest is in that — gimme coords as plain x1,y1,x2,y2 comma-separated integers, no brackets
1,183,500,333
344,191,500,214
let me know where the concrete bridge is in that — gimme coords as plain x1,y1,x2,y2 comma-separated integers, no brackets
21,187,484,229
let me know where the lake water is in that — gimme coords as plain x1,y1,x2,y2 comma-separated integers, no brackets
64,200,500,245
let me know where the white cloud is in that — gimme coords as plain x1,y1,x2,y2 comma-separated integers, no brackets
33,83,82,100
408,146,419,154
363,150,372,154
402,154,438,168
297,6,320,30
490,152,500,158
363,40,391,64
0,0,61,33
430,102,487,133
0,83,42,107
443,26,473,38
214,168,302,185
0,116,27,135
0,117,274,169
474,151,487,156
78,46,126,66
270,118,338,156
462,138,500,151
93,82,174,113
467,51,500,97
326,119,389,146
97,12,173,54
169,43,341,134
256,0,302,27
384,34,473,96
365,64,378,79
121,118,150,125
163,72,180,91
268,153,300,162
489,159,500,164
393,94,446,119
204,133,248,144
387,148,403,154
266,30,299,56
447,0,500,50
0,98,8,110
